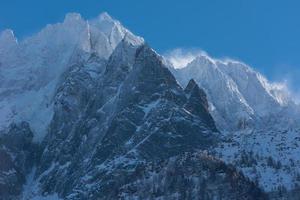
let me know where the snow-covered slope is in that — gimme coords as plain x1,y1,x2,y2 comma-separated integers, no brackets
169,53,300,195
171,54,298,131
0,29,18,58
0,12,143,142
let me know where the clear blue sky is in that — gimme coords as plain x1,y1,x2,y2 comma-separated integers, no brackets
0,0,299,94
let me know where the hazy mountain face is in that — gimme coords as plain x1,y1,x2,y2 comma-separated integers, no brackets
170,54,298,131
168,52,300,195
0,12,298,200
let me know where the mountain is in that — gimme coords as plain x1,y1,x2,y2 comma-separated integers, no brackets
0,12,143,142
169,54,300,195
0,13,267,200
170,55,298,131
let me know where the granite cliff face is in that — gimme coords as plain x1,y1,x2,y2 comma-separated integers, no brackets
0,122,37,199
33,42,223,199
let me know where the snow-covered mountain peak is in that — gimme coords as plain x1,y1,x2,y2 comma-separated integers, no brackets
98,11,114,21
0,29,17,44
63,12,83,24
123,32,145,47
193,54,216,66
170,52,297,131
91,12,122,34
86,12,143,59
0,29,18,55
193,54,293,107
0,28,15,38
0,12,145,141
217,60,291,109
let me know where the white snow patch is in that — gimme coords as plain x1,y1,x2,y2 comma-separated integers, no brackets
139,100,160,119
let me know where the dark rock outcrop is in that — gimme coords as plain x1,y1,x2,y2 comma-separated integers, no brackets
0,122,37,200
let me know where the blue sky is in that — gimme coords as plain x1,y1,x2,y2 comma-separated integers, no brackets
0,0,299,95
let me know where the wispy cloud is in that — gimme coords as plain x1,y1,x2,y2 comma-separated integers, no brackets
269,64,300,104
163,48,209,68
163,48,245,68
280,78,300,104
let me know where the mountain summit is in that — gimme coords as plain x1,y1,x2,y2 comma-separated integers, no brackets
171,54,297,131
0,12,143,141
169,52,300,195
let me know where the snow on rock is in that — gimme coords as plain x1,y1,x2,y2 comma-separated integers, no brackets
0,29,17,51
171,55,254,130
168,51,300,194
89,12,144,59
215,126,300,192
0,12,143,142
170,54,298,131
